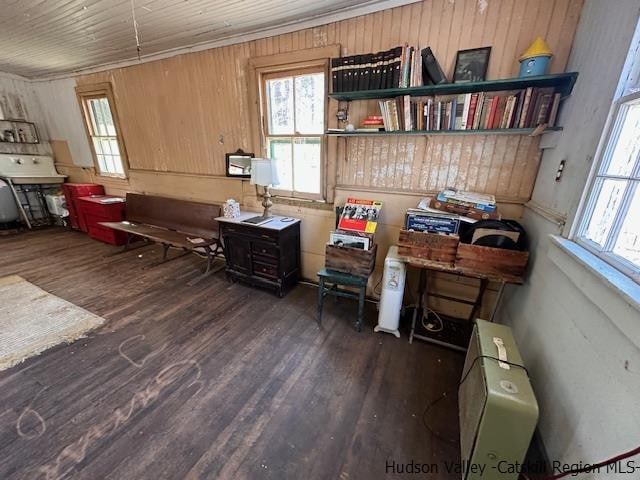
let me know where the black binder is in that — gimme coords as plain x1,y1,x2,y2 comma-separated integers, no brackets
342,55,353,92
421,47,448,84
370,52,381,90
331,58,340,92
391,46,403,88
360,53,373,90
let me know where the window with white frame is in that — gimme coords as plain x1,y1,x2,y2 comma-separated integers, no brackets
261,67,325,199
76,84,127,177
577,93,640,282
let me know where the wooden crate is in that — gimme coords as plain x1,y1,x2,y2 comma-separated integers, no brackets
325,243,377,277
397,230,459,265
456,243,529,278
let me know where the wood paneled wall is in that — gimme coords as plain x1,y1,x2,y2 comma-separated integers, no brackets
75,0,583,202
338,133,543,202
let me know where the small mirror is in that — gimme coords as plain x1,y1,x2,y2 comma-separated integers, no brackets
226,149,254,178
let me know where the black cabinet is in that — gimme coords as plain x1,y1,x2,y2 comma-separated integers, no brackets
218,216,301,297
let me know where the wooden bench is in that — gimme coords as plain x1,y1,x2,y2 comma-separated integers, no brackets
100,193,224,284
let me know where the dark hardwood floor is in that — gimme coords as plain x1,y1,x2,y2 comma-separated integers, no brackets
0,228,464,480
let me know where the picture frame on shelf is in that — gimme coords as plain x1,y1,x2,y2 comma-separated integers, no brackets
453,47,491,83
0,119,39,144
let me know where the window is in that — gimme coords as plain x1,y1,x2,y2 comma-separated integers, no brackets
577,93,640,282
261,68,326,199
76,83,128,178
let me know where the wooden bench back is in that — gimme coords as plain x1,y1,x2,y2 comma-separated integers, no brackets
125,193,221,239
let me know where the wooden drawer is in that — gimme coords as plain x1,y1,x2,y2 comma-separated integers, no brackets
221,223,278,243
252,241,279,258
252,253,278,266
253,260,279,280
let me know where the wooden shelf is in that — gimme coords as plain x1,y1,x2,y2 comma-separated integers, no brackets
328,72,578,101
326,127,563,137
0,118,39,144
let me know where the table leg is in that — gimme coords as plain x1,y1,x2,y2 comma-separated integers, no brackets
468,278,489,322
356,285,365,332
489,281,506,322
317,277,325,327
409,268,427,344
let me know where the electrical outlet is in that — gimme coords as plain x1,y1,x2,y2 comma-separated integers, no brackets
555,159,566,182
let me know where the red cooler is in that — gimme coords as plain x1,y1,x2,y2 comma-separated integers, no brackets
77,195,127,246
62,183,105,231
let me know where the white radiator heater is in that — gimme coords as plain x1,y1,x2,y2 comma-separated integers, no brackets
375,246,406,338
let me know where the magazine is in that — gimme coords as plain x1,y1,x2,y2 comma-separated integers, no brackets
338,198,382,234
329,230,371,250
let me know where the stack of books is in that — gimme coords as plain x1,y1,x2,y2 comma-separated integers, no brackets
358,115,385,132
328,198,382,250
429,189,500,220
405,197,479,235
331,45,446,92
378,87,561,132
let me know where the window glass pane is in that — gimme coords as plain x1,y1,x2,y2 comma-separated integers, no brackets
88,97,116,136
603,102,640,176
92,137,104,155
294,73,324,134
111,155,124,174
612,182,640,268
584,179,628,246
110,138,121,156
89,99,106,135
267,138,293,191
101,138,112,156
101,98,116,136
293,138,321,194
267,78,294,135
96,154,108,172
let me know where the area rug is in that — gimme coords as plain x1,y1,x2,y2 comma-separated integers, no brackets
0,275,105,371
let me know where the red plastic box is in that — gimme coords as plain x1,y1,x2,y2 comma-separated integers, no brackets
62,183,105,231
77,195,127,246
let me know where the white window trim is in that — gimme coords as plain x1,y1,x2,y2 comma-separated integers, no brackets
76,82,129,179
573,90,640,284
261,66,327,201
247,45,341,205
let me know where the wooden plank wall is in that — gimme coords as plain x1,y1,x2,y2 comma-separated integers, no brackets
75,0,583,203
338,134,543,202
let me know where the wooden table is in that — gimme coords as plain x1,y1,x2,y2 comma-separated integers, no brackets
399,255,523,352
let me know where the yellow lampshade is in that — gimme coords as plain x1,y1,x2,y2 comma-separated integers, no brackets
519,37,553,61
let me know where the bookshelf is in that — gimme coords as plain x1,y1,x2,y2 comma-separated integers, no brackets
0,119,39,144
326,127,562,137
328,72,578,101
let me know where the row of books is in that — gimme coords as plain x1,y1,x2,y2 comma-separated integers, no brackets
378,87,561,132
331,45,446,93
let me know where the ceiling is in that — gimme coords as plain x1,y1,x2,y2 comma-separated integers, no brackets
0,0,395,79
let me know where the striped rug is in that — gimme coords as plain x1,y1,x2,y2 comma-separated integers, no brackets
0,275,104,371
